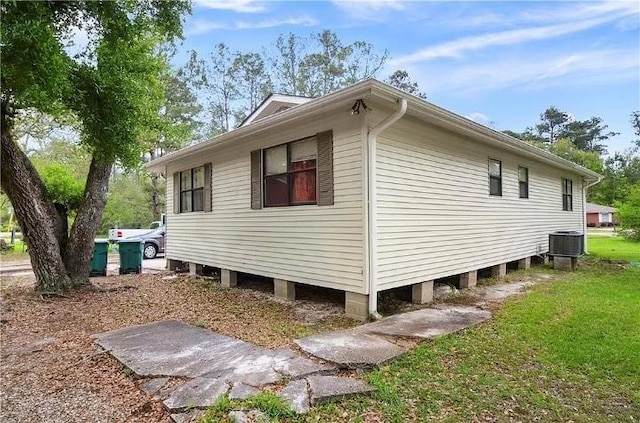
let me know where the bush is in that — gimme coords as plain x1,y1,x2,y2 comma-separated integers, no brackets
618,183,640,241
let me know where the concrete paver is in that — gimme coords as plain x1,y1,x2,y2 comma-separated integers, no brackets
279,379,310,414
307,375,376,405
295,331,407,368
163,377,229,411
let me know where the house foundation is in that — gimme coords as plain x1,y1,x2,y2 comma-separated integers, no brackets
412,280,434,304
553,256,577,271
518,257,531,270
459,270,478,289
167,259,182,271
274,279,295,301
345,292,369,321
491,263,507,279
189,262,203,276
221,269,237,288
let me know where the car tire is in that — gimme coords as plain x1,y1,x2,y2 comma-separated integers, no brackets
143,243,158,260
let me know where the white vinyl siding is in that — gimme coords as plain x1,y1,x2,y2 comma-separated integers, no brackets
165,113,365,293
375,115,584,290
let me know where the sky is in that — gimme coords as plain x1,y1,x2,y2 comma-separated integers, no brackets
176,0,639,153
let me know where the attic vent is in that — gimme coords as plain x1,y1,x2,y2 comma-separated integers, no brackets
275,106,290,113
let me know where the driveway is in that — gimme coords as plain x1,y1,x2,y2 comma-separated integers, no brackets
0,255,167,278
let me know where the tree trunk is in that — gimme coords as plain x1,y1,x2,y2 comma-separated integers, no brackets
1,103,72,291
64,157,113,286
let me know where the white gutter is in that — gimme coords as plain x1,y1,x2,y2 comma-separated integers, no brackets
366,98,407,319
582,176,604,254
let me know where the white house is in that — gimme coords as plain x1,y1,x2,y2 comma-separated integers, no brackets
147,79,601,320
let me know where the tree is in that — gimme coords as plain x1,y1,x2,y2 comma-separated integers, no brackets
535,107,570,144
101,174,155,233
632,111,640,147
560,117,617,154
617,182,640,241
268,30,387,97
384,70,427,99
1,0,189,291
548,139,604,174
232,52,272,124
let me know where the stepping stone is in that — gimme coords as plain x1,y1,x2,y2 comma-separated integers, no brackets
273,356,336,378
295,331,406,368
229,382,260,400
475,281,533,301
360,305,491,339
307,375,375,405
278,379,310,414
170,409,203,423
139,377,169,395
163,377,229,411
94,320,295,378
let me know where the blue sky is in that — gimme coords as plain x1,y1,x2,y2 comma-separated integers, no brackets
178,0,639,153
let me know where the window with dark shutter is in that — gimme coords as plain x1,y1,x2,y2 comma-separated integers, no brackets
250,150,262,209
317,130,334,206
257,130,333,208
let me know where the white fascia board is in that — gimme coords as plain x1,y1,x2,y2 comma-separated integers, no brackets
147,81,375,172
369,81,602,182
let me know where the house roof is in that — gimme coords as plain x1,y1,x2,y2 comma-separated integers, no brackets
239,93,313,127
586,203,617,213
147,79,602,182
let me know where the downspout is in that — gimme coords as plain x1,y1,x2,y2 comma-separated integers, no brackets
582,176,603,254
366,98,408,319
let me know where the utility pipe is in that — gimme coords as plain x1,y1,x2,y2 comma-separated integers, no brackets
366,98,407,319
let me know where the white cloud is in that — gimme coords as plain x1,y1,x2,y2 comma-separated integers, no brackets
331,0,407,20
465,112,490,125
192,0,266,13
437,1,639,30
418,48,638,96
187,16,317,35
391,1,639,66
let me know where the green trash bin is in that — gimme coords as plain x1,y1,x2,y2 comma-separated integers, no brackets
90,239,109,277
118,238,143,275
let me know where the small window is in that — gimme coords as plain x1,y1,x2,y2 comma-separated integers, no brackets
562,178,573,211
488,159,502,196
518,166,529,199
180,166,205,212
264,137,317,207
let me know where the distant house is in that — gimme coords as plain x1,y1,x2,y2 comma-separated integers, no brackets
586,203,617,227
148,79,601,320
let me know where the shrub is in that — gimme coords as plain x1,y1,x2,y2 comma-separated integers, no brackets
618,183,640,241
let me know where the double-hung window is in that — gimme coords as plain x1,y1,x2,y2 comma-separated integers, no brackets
562,178,573,211
518,166,529,198
488,159,502,196
264,137,317,207
180,166,205,212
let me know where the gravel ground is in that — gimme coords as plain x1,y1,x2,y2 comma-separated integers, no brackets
0,273,357,422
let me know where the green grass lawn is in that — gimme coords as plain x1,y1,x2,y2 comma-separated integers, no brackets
588,235,640,262
0,239,29,262
250,237,639,422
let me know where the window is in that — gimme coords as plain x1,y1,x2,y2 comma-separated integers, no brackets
180,166,205,212
562,178,573,211
264,137,317,207
518,166,529,198
488,159,502,196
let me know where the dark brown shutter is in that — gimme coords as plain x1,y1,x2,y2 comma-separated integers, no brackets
317,130,334,206
173,172,181,214
203,163,212,212
250,150,262,209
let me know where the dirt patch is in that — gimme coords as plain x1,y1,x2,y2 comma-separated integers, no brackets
0,273,357,422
